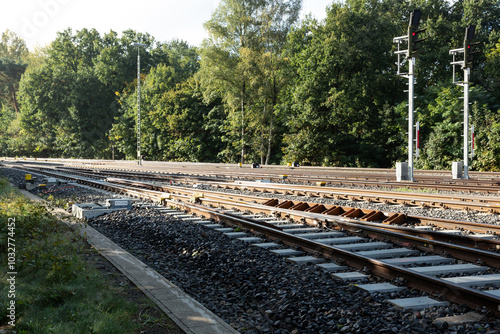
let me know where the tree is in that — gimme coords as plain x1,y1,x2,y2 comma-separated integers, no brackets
472,109,500,171
94,29,155,93
0,30,29,61
198,0,302,164
485,38,500,106
246,0,302,164
0,30,29,114
16,28,196,159
109,41,207,161
0,58,26,114
417,85,463,170
281,0,403,167
150,77,223,162
18,29,122,158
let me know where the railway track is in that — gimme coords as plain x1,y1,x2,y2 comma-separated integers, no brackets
81,179,500,317
4,158,500,193
7,163,500,242
4,164,500,317
7,162,500,213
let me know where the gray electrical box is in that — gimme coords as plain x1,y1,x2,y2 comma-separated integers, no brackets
396,162,409,182
105,199,132,209
452,161,463,179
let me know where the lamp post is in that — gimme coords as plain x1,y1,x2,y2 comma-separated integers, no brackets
132,42,146,165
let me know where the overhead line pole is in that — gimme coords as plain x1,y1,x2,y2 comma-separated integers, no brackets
463,67,470,179
132,42,146,166
408,56,415,182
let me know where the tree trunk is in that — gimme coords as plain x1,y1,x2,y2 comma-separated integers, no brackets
260,132,265,165
12,88,19,113
266,117,273,165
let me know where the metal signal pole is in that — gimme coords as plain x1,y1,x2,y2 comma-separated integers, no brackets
450,25,479,179
393,9,426,182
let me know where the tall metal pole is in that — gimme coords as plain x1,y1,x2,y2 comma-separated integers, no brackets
395,9,424,182
451,25,478,179
463,67,470,179
408,57,415,182
137,47,141,166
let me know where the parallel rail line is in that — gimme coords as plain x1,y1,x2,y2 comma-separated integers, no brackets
5,159,500,193
9,164,500,235
9,163,500,213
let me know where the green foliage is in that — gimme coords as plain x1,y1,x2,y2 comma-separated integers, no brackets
0,179,140,332
2,0,500,170
16,28,180,159
281,0,403,167
110,68,223,161
473,111,500,171
418,85,463,170
0,30,28,116
18,58,116,158
0,104,17,155
108,38,203,161
485,38,500,104
198,0,302,164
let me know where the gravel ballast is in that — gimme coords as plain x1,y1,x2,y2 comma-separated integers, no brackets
2,167,500,333
86,208,497,334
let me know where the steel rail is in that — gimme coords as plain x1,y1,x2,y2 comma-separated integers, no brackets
103,179,500,236
8,159,500,193
11,164,500,246
90,176,500,269
59,165,500,212
45,164,500,213
10,164,500,235
213,182,500,211
20,161,500,197
182,195,500,267
70,165,500,193
6,156,500,178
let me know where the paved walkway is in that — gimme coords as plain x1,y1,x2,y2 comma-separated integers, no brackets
20,189,239,334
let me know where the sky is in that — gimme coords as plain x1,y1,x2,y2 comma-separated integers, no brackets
0,0,333,50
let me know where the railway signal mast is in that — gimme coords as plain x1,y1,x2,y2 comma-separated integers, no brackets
450,25,479,179
394,9,426,182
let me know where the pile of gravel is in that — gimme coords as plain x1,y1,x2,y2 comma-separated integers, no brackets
88,208,498,334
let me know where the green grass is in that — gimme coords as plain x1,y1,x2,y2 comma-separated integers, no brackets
0,178,168,333
383,186,439,194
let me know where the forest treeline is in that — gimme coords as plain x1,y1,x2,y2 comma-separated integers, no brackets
1,0,500,170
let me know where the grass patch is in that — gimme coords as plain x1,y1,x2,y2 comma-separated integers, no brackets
0,178,175,333
383,186,439,194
